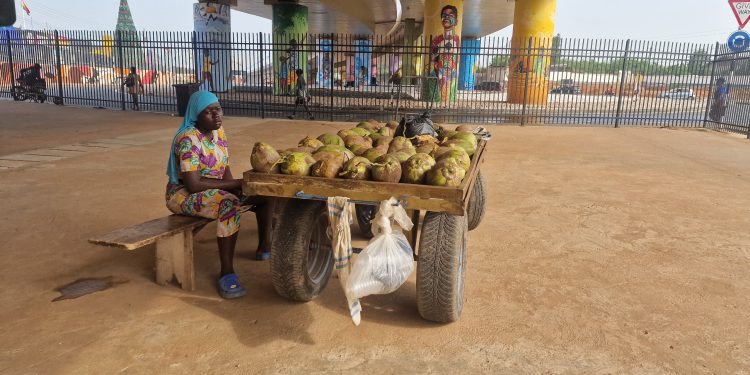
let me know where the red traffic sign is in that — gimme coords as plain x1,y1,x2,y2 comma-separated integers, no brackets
729,0,750,29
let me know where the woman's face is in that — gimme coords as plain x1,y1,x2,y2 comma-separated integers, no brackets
197,103,223,132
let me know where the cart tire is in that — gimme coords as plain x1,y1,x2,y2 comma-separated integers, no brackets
416,212,468,323
467,172,486,231
11,86,27,101
355,204,377,238
270,200,334,302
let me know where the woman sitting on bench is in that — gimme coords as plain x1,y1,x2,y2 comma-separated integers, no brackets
165,90,272,299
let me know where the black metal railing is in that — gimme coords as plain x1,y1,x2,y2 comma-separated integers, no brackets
1,29,747,135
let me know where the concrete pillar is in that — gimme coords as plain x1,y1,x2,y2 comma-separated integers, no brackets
193,2,232,93
422,0,464,103
272,2,308,95
507,0,557,104
459,37,479,90
402,18,417,81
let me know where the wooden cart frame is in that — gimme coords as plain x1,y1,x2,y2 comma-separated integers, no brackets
243,139,487,323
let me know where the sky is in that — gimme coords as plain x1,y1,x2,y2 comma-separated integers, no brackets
11,0,744,45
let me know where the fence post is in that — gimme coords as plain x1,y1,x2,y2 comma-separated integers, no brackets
115,30,126,111
259,32,265,119
329,35,335,122
614,39,631,128
520,37,533,126
5,30,15,86
52,30,65,105
702,42,720,129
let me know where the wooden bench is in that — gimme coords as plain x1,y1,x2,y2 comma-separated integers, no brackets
88,215,211,291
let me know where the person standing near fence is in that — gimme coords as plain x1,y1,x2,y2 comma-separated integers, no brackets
709,77,729,122
287,68,313,120
123,67,144,111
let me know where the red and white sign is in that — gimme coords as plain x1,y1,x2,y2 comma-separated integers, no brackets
730,0,750,29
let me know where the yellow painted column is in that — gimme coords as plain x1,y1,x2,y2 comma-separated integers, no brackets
422,0,464,103
507,0,557,104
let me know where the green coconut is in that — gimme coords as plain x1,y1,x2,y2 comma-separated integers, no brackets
280,152,315,176
426,158,466,187
362,145,389,163
344,135,373,150
310,158,343,179
337,128,358,140
372,155,402,183
339,156,372,180
449,131,478,150
357,121,380,132
317,133,345,147
387,151,412,163
442,139,476,157
432,143,466,159
401,153,437,184
436,148,471,170
298,136,325,149
415,141,439,155
317,145,355,160
349,127,372,137
374,135,393,148
385,120,399,130
379,127,394,137
387,136,415,154
250,142,281,173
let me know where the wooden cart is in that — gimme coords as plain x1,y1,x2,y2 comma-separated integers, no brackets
242,139,488,323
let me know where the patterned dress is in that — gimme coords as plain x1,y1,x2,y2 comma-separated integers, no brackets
165,126,241,238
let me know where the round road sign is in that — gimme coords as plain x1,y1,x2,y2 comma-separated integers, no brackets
727,30,750,53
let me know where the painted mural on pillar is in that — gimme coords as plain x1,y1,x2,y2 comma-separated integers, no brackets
317,39,332,88
423,1,463,103
272,4,308,95
193,3,231,93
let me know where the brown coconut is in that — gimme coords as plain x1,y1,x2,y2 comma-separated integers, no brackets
372,154,402,183
250,142,281,173
310,158,343,179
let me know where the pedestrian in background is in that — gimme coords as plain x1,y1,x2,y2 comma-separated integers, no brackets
287,68,313,120
124,66,144,111
709,77,729,122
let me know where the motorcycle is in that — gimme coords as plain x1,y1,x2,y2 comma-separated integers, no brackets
11,78,48,103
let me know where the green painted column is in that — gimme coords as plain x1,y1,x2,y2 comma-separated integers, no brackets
272,3,308,95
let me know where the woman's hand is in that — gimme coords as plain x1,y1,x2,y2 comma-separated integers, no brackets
182,171,241,194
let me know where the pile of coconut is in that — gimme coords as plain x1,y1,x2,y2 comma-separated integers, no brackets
250,120,478,187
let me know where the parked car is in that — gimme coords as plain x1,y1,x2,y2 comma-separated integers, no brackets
474,81,503,91
658,88,695,100
550,85,582,94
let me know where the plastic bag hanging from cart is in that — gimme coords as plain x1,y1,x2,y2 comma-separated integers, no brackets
326,197,362,326
346,197,414,301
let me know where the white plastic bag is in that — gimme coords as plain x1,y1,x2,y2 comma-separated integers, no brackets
346,198,415,300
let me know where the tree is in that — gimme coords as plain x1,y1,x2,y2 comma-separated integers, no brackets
490,55,509,67
687,49,710,75
551,34,562,65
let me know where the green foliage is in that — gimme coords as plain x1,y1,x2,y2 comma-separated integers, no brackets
490,55,509,67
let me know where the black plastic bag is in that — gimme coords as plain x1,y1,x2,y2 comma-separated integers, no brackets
394,112,437,138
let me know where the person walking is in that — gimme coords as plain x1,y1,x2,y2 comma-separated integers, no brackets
123,66,144,111
201,49,217,92
287,68,314,120
709,77,729,122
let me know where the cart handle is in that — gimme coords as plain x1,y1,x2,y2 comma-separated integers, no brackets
295,191,406,208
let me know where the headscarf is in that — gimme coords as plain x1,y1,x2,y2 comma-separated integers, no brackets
166,90,219,184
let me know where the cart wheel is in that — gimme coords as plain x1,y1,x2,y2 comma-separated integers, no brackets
416,212,468,323
355,204,377,239
467,172,486,231
270,200,334,302
11,86,27,101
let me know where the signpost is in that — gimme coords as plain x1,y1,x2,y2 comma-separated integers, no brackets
729,0,750,29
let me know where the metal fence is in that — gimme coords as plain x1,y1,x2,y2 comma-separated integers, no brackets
1,29,748,135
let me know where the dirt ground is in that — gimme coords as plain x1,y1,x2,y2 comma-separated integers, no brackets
1,101,749,374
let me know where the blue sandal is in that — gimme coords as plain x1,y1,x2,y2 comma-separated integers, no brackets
255,251,272,261
218,273,246,299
